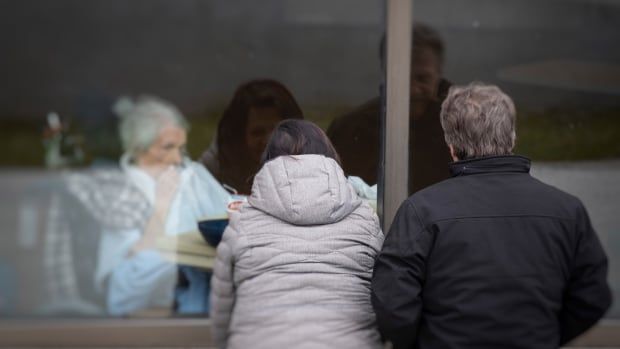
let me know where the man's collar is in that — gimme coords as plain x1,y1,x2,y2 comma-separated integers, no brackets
449,155,531,177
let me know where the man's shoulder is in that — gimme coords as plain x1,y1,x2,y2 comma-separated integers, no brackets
406,173,586,222
407,176,460,203
341,96,382,120
401,178,460,222
327,97,381,136
526,175,586,215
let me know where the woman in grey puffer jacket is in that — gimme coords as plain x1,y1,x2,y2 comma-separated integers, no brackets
210,120,384,349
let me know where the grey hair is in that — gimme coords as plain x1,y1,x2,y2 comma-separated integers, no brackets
114,95,189,158
440,83,516,159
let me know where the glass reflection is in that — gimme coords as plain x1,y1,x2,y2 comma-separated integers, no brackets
328,23,452,195
201,80,304,195
43,96,230,316
0,0,385,319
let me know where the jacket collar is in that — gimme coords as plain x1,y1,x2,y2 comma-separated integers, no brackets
449,155,531,177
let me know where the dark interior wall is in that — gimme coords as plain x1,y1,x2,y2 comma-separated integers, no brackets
0,0,383,120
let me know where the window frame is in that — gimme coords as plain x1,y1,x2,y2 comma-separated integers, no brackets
0,1,398,346
0,318,213,347
0,0,617,346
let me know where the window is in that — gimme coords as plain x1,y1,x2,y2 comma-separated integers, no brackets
0,0,386,345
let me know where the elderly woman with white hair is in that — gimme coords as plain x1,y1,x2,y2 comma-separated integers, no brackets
94,96,230,315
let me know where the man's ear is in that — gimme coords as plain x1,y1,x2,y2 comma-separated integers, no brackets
448,144,459,162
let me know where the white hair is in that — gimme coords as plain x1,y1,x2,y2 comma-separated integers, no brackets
114,95,189,158
440,83,516,159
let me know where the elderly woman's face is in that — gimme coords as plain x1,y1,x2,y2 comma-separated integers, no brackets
137,125,187,173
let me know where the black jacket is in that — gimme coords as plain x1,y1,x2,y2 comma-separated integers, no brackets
371,155,611,349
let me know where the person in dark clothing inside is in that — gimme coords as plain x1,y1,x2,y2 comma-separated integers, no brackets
327,23,452,195
371,82,611,349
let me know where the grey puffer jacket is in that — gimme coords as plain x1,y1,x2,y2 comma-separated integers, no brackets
210,154,384,349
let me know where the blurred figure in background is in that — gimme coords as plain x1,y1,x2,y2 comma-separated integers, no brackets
101,96,230,315
42,112,85,169
44,96,230,316
201,79,304,194
327,23,452,194
210,120,384,349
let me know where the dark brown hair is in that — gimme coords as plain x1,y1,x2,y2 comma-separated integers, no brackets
216,79,303,193
261,120,341,165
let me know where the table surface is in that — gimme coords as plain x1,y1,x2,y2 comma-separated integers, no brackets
156,231,216,270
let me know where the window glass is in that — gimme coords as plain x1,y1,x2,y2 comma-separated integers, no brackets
0,0,384,318
412,0,620,317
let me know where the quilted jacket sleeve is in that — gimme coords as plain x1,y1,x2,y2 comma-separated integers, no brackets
210,223,240,349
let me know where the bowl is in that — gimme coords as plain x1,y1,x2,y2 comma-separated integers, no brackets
197,218,229,247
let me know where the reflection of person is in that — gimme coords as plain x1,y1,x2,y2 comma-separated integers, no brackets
96,96,230,315
201,79,303,194
210,120,384,349
327,23,452,194
371,83,611,348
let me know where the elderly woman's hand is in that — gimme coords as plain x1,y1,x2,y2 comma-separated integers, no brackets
154,166,180,214
129,166,181,256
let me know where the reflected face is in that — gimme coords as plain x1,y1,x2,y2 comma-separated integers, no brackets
411,48,441,118
137,125,187,173
246,106,283,163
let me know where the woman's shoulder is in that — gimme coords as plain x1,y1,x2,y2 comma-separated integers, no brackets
228,202,267,229
350,200,380,224
345,201,384,242
199,141,220,176
218,204,265,255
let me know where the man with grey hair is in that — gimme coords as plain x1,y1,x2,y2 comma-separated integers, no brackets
371,83,611,348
